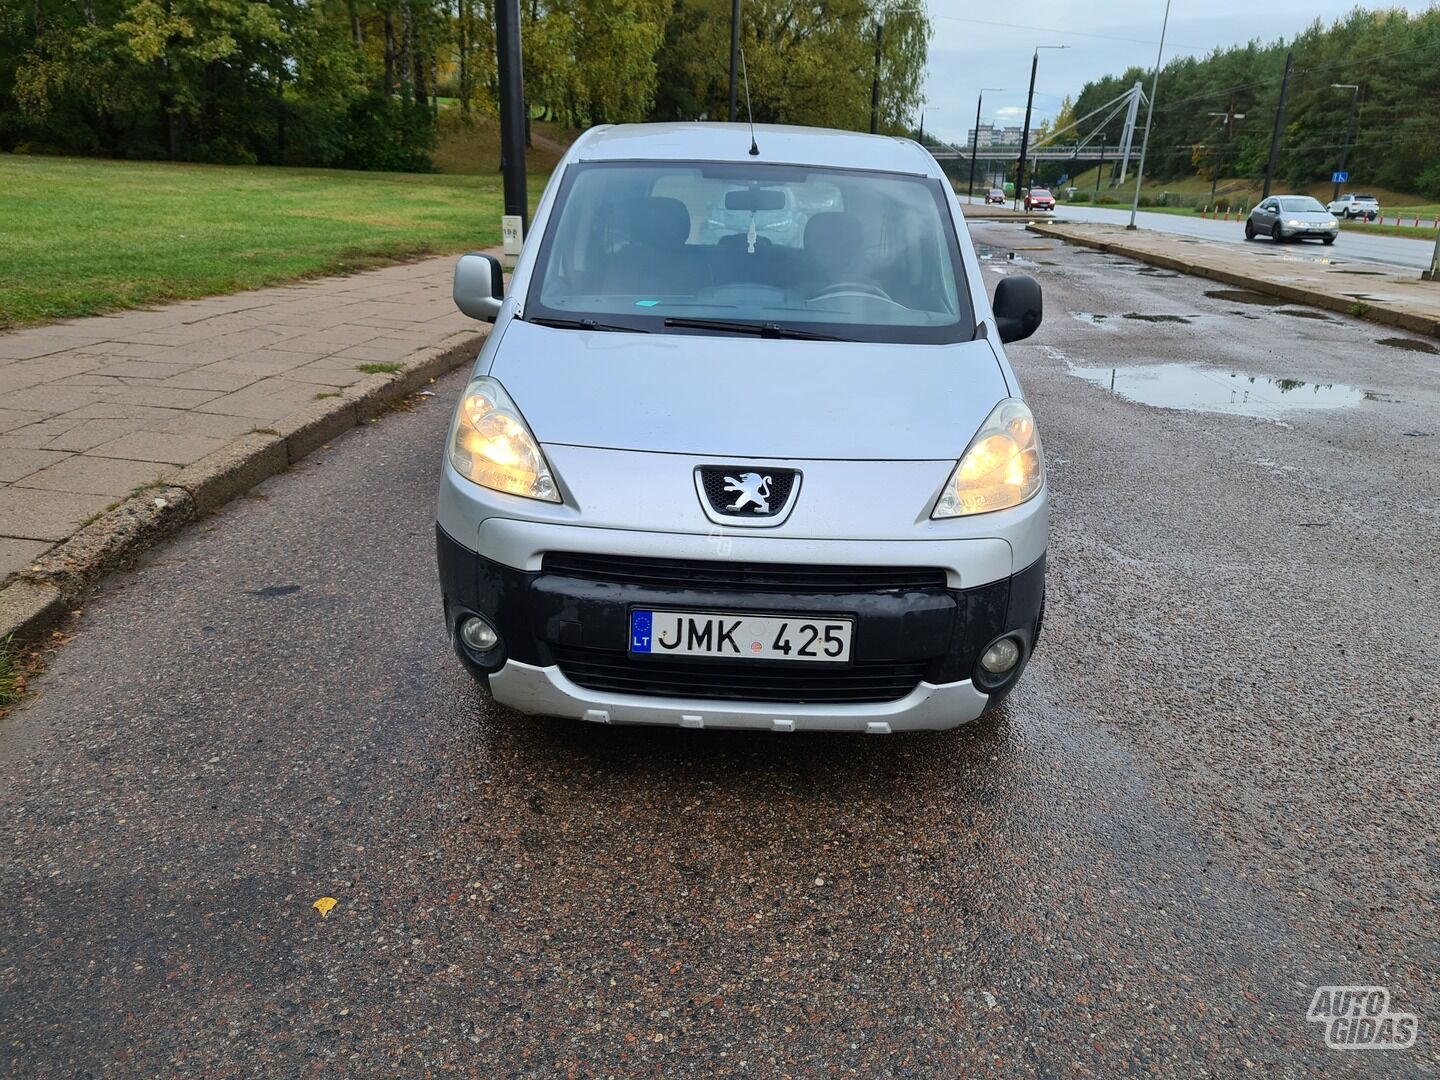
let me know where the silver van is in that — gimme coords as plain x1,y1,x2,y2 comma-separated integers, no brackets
438,122,1048,732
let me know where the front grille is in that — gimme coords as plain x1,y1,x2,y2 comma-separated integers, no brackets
542,552,947,595
697,466,797,518
553,647,926,704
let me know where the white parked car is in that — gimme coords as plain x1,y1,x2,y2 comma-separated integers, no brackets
440,123,1048,733
1327,193,1380,220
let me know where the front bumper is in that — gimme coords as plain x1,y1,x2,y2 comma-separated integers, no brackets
437,526,1045,732
1280,222,1339,238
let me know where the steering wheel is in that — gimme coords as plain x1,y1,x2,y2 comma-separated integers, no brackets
806,281,902,305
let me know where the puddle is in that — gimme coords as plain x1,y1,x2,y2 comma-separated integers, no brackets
1066,362,1373,420
1377,337,1439,354
1276,309,1334,321
1123,313,1192,323
1071,312,1109,326
973,242,1038,269
1204,289,1283,307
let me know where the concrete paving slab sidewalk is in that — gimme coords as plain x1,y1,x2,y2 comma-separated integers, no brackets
0,253,490,640
1027,221,1440,339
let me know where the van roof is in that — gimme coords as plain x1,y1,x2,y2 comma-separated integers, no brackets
567,122,942,178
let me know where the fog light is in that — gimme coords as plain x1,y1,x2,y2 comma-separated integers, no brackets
980,637,1021,674
459,615,499,653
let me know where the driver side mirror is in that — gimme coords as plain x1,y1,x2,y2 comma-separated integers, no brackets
454,252,505,322
993,274,1043,343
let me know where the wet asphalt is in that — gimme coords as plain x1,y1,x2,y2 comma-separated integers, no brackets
2,227,1436,1077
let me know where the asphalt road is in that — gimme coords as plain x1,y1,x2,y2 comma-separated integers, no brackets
962,194,1440,272
2,230,1436,1076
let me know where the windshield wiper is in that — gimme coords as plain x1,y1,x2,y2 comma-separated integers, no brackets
528,316,648,333
662,317,846,341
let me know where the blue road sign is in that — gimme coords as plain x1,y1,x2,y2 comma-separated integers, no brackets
1332,171,1349,183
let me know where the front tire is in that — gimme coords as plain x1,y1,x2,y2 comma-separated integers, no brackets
1271,223,1284,242
1322,235,1336,245
1244,220,1256,240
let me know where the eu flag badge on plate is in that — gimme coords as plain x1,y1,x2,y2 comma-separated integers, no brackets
630,610,653,653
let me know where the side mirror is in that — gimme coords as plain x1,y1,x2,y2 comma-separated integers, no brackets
993,274,1043,343
454,252,505,322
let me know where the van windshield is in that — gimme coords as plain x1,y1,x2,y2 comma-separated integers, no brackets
526,161,974,344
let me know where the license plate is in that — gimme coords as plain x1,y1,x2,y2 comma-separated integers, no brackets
629,610,853,662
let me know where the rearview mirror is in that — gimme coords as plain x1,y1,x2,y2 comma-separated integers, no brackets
454,252,505,322
993,275,1043,343
725,187,786,211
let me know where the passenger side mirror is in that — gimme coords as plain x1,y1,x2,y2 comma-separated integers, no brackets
993,275,1043,344
454,252,505,322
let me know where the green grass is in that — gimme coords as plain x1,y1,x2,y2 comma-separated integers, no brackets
356,362,404,375
0,154,550,330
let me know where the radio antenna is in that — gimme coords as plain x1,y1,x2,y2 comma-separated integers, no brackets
740,46,759,155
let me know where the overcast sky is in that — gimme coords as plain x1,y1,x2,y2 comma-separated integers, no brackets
920,0,1436,144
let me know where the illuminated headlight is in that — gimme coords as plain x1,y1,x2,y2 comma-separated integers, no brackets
448,376,559,501
933,399,1043,518
1286,219,1304,227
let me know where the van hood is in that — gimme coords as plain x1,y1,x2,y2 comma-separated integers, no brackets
489,320,1012,460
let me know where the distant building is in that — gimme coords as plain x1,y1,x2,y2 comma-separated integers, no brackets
967,125,1027,147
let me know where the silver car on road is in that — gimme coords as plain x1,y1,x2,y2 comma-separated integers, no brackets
438,122,1048,732
1246,195,1339,244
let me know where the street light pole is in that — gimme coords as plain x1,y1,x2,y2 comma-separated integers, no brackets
968,88,1003,201
1331,83,1359,203
728,0,740,122
1015,45,1068,211
869,21,884,135
1127,0,1172,229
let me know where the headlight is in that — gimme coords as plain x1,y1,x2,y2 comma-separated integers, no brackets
1286,219,1303,227
933,399,1043,518
448,376,559,501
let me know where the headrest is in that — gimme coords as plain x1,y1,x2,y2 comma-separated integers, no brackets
803,212,862,262
628,196,691,247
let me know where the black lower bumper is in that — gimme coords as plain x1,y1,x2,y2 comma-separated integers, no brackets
437,527,1045,704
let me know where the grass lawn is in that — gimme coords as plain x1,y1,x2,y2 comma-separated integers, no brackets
0,154,551,330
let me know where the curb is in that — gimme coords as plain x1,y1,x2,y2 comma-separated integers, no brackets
0,329,485,647
1026,223,1440,340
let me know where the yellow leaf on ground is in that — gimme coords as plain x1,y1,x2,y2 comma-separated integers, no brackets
313,896,338,917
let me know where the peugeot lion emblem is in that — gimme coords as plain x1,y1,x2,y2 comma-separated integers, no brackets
723,472,772,514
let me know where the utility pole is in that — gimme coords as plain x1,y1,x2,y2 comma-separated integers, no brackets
728,0,740,122
1096,135,1106,191
1207,101,1244,206
1127,0,1171,229
1015,45,1068,210
1014,52,1038,210
1331,83,1359,202
967,88,1003,201
1262,50,1293,200
495,0,527,234
869,21,884,135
